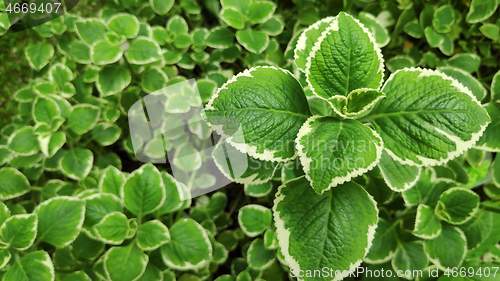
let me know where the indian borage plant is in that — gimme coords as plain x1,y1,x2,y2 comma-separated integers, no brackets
204,12,494,280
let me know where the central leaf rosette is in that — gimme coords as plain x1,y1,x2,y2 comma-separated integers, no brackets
204,11,490,281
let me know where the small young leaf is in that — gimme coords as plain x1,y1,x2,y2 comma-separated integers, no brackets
435,187,480,225
61,148,93,180
8,127,40,156
161,218,212,270
432,5,456,33
92,123,122,146
412,204,442,239
97,65,132,96
104,243,148,281
357,12,390,47
150,0,174,15
238,205,272,237
125,37,162,65
94,212,129,245
206,27,235,49
220,7,245,29
107,13,140,38
247,1,276,24
92,41,123,65
0,167,31,200
98,166,126,197
48,63,74,87
0,214,37,250
33,97,60,125
475,103,500,152
75,19,107,45
466,0,498,23
137,220,170,250
236,29,269,54
378,150,420,192
25,42,54,70
244,182,273,197
247,238,274,270
67,104,101,135
122,163,166,217
83,193,124,228
35,196,86,247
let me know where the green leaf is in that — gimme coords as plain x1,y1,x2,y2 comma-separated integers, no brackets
75,19,107,45
378,150,420,192
475,103,500,152
306,13,384,100
236,29,269,54
0,202,10,227
166,15,189,36
220,8,245,29
33,97,60,125
8,127,39,156
412,204,442,239
83,193,123,228
238,205,272,237
61,271,92,281
391,241,428,274
446,53,481,73
258,16,284,36
365,218,397,264
204,66,311,162
61,148,93,180
137,220,171,250
368,68,490,166
435,187,480,225
94,212,129,245
274,177,378,280
122,163,166,217
141,67,168,93
212,140,279,185
296,117,383,194
48,63,74,87
125,37,162,65
2,251,54,281
104,243,148,281
173,144,202,172
480,23,500,40
92,41,123,65
424,224,467,270
437,66,487,101
0,214,37,250
0,249,11,270
493,155,500,187
206,27,235,49
150,0,174,14
331,88,386,119
244,182,273,197
92,123,122,146
67,40,92,64
156,172,190,215
404,20,423,38
432,5,456,33
96,65,132,96
460,209,493,250
247,238,274,270
35,196,86,247
466,0,498,23
98,166,126,197
25,42,54,71
67,104,101,135
492,70,500,103
0,167,31,200
357,12,390,47
107,13,140,38
161,218,212,270
247,1,276,24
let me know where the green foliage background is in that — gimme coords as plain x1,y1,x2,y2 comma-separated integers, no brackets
0,0,499,280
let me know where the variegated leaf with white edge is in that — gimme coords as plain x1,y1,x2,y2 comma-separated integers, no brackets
296,116,383,194
412,204,442,239
367,68,490,167
378,149,421,192
273,176,378,281
204,66,311,162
